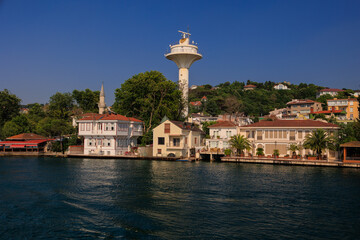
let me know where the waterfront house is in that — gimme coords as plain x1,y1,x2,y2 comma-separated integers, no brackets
0,133,53,152
326,98,359,120
239,120,340,159
206,121,237,150
77,113,143,156
152,119,203,158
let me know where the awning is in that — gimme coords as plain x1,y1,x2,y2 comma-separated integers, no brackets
26,144,38,147
11,144,26,148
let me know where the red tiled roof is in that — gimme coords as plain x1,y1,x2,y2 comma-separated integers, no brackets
0,140,49,145
201,96,207,100
6,133,47,140
319,88,344,92
287,99,320,105
208,121,237,128
244,84,256,88
340,141,360,148
242,120,339,128
78,113,142,122
190,101,202,106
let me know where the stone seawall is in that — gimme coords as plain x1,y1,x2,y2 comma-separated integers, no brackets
221,157,360,168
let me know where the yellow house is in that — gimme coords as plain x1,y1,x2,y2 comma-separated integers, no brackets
152,119,203,158
327,98,359,120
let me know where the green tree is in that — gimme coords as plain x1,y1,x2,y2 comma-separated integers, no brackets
1,115,33,139
48,92,74,120
206,99,220,116
229,135,252,156
27,103,46,123
72,89,100,113
303,129,335,159
113,71,183,144
288,143,299,156
36,118,74,137
0,89,21,128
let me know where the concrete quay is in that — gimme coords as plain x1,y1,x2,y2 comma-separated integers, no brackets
221,156,360,168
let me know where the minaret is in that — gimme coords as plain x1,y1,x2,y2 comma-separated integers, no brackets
98,82,106,114
165,30,202,117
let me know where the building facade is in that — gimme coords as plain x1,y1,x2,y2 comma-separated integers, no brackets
274,84,290,90
152,120,203,158
77,113,143,156
316,88,344,98
239,120,340,159
327,98,359,120
206,121,237,150
286,99,322,117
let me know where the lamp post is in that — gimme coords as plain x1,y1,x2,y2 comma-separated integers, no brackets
275,141,277,159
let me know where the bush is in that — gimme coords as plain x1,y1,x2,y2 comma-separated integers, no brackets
224,149,232,156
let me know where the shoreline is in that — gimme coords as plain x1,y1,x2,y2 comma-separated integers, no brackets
1,152,360,168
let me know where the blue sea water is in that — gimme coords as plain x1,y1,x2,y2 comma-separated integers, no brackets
0,157,360,239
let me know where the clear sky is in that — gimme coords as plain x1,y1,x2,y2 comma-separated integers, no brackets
1,0,360,105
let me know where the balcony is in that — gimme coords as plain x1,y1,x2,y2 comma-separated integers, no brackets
167,143,187,149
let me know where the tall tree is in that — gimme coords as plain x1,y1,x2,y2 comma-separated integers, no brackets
48,92,74,120
72,89,100,113
0,89,21,127
112,71,183,143
1,115,33,138
36,117,74,137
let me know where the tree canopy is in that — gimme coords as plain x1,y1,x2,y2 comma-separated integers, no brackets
72,89,100,113
112,71,183,144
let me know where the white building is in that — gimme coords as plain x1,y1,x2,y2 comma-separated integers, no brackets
77,113,143,156
206,121,237,150
316,88,344,98
274,83,290,90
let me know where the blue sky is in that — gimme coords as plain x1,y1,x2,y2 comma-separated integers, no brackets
1,0,359,105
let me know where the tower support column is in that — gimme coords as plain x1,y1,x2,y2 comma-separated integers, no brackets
179,67,189,116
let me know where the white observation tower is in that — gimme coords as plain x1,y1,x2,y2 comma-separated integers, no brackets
165,30,202,117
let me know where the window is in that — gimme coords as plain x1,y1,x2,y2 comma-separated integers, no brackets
298,131,303,139
164,123,170,133
350,107,353,112
158,149,162,154
185,137,187,145
111,123,114,131
118,124,128,131
195,137,197,144
81,123,85,131
86,123,90,131
350,101,353,106
173,138,180,147
290,131,296,141
88,139,93,146
98,123,102,130
158,137,165,145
